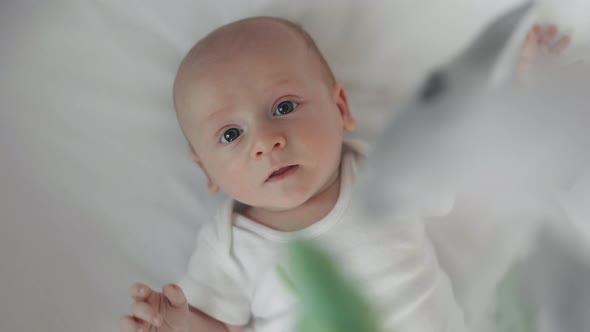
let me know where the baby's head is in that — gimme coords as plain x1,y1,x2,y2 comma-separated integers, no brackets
173,17,356,211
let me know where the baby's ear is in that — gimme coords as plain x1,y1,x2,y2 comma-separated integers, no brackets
189,147,220,193
333,82,356,132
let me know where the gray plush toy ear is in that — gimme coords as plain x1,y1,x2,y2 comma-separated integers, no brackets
451,2,533,74
353,2,534,220
419,2,533,103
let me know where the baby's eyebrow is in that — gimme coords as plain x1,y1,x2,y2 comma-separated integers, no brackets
204,107,232,126
273,78,291,87
267,78,298,91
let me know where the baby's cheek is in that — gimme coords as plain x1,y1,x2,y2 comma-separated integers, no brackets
307,112,342,139
304,122,342,156
218,164,260,202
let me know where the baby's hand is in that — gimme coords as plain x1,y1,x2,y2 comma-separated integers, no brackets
119,283,189,332
517,24,571,79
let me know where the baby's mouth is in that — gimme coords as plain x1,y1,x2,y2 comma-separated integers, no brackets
266,165,299,182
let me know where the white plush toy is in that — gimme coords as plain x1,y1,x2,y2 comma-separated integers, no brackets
350,2,590,331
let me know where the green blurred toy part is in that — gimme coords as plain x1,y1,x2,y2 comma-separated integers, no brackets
278,239,382,332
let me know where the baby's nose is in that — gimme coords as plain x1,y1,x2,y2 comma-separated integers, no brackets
252,133,286,159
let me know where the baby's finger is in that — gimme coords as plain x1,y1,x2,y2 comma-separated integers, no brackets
540,25,558,45
525,25,541,44
519,24,541,66
530,24,542,41
551,36,571,55
521,25,541,61
131,301,163,327
118,315,149,332
129,283,152,301
162,284,188,308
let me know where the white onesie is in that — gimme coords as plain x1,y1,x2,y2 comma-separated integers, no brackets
178,140,466,332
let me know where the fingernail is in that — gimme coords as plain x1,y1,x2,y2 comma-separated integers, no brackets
152,315,161,326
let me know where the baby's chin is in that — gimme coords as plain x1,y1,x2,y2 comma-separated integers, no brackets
260,177,340,211
245,191,313,212
236,178,333,212
258,196,310,212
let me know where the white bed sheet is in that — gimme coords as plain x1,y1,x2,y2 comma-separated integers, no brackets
1,1,589,331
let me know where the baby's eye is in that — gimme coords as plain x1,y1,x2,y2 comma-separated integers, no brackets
273,100,299,116
220,128,243,143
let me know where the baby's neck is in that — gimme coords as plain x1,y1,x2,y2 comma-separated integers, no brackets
242,172,341,232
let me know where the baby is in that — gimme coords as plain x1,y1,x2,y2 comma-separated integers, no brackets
119,17,569,332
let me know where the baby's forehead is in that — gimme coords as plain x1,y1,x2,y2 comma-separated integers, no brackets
177,22,306,89
179,24,315,93
191,19,306,65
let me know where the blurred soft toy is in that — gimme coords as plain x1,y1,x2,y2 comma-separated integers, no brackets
356,0,590,328
287,2,590,331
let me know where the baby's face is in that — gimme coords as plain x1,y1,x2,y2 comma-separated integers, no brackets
181,33,354,211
